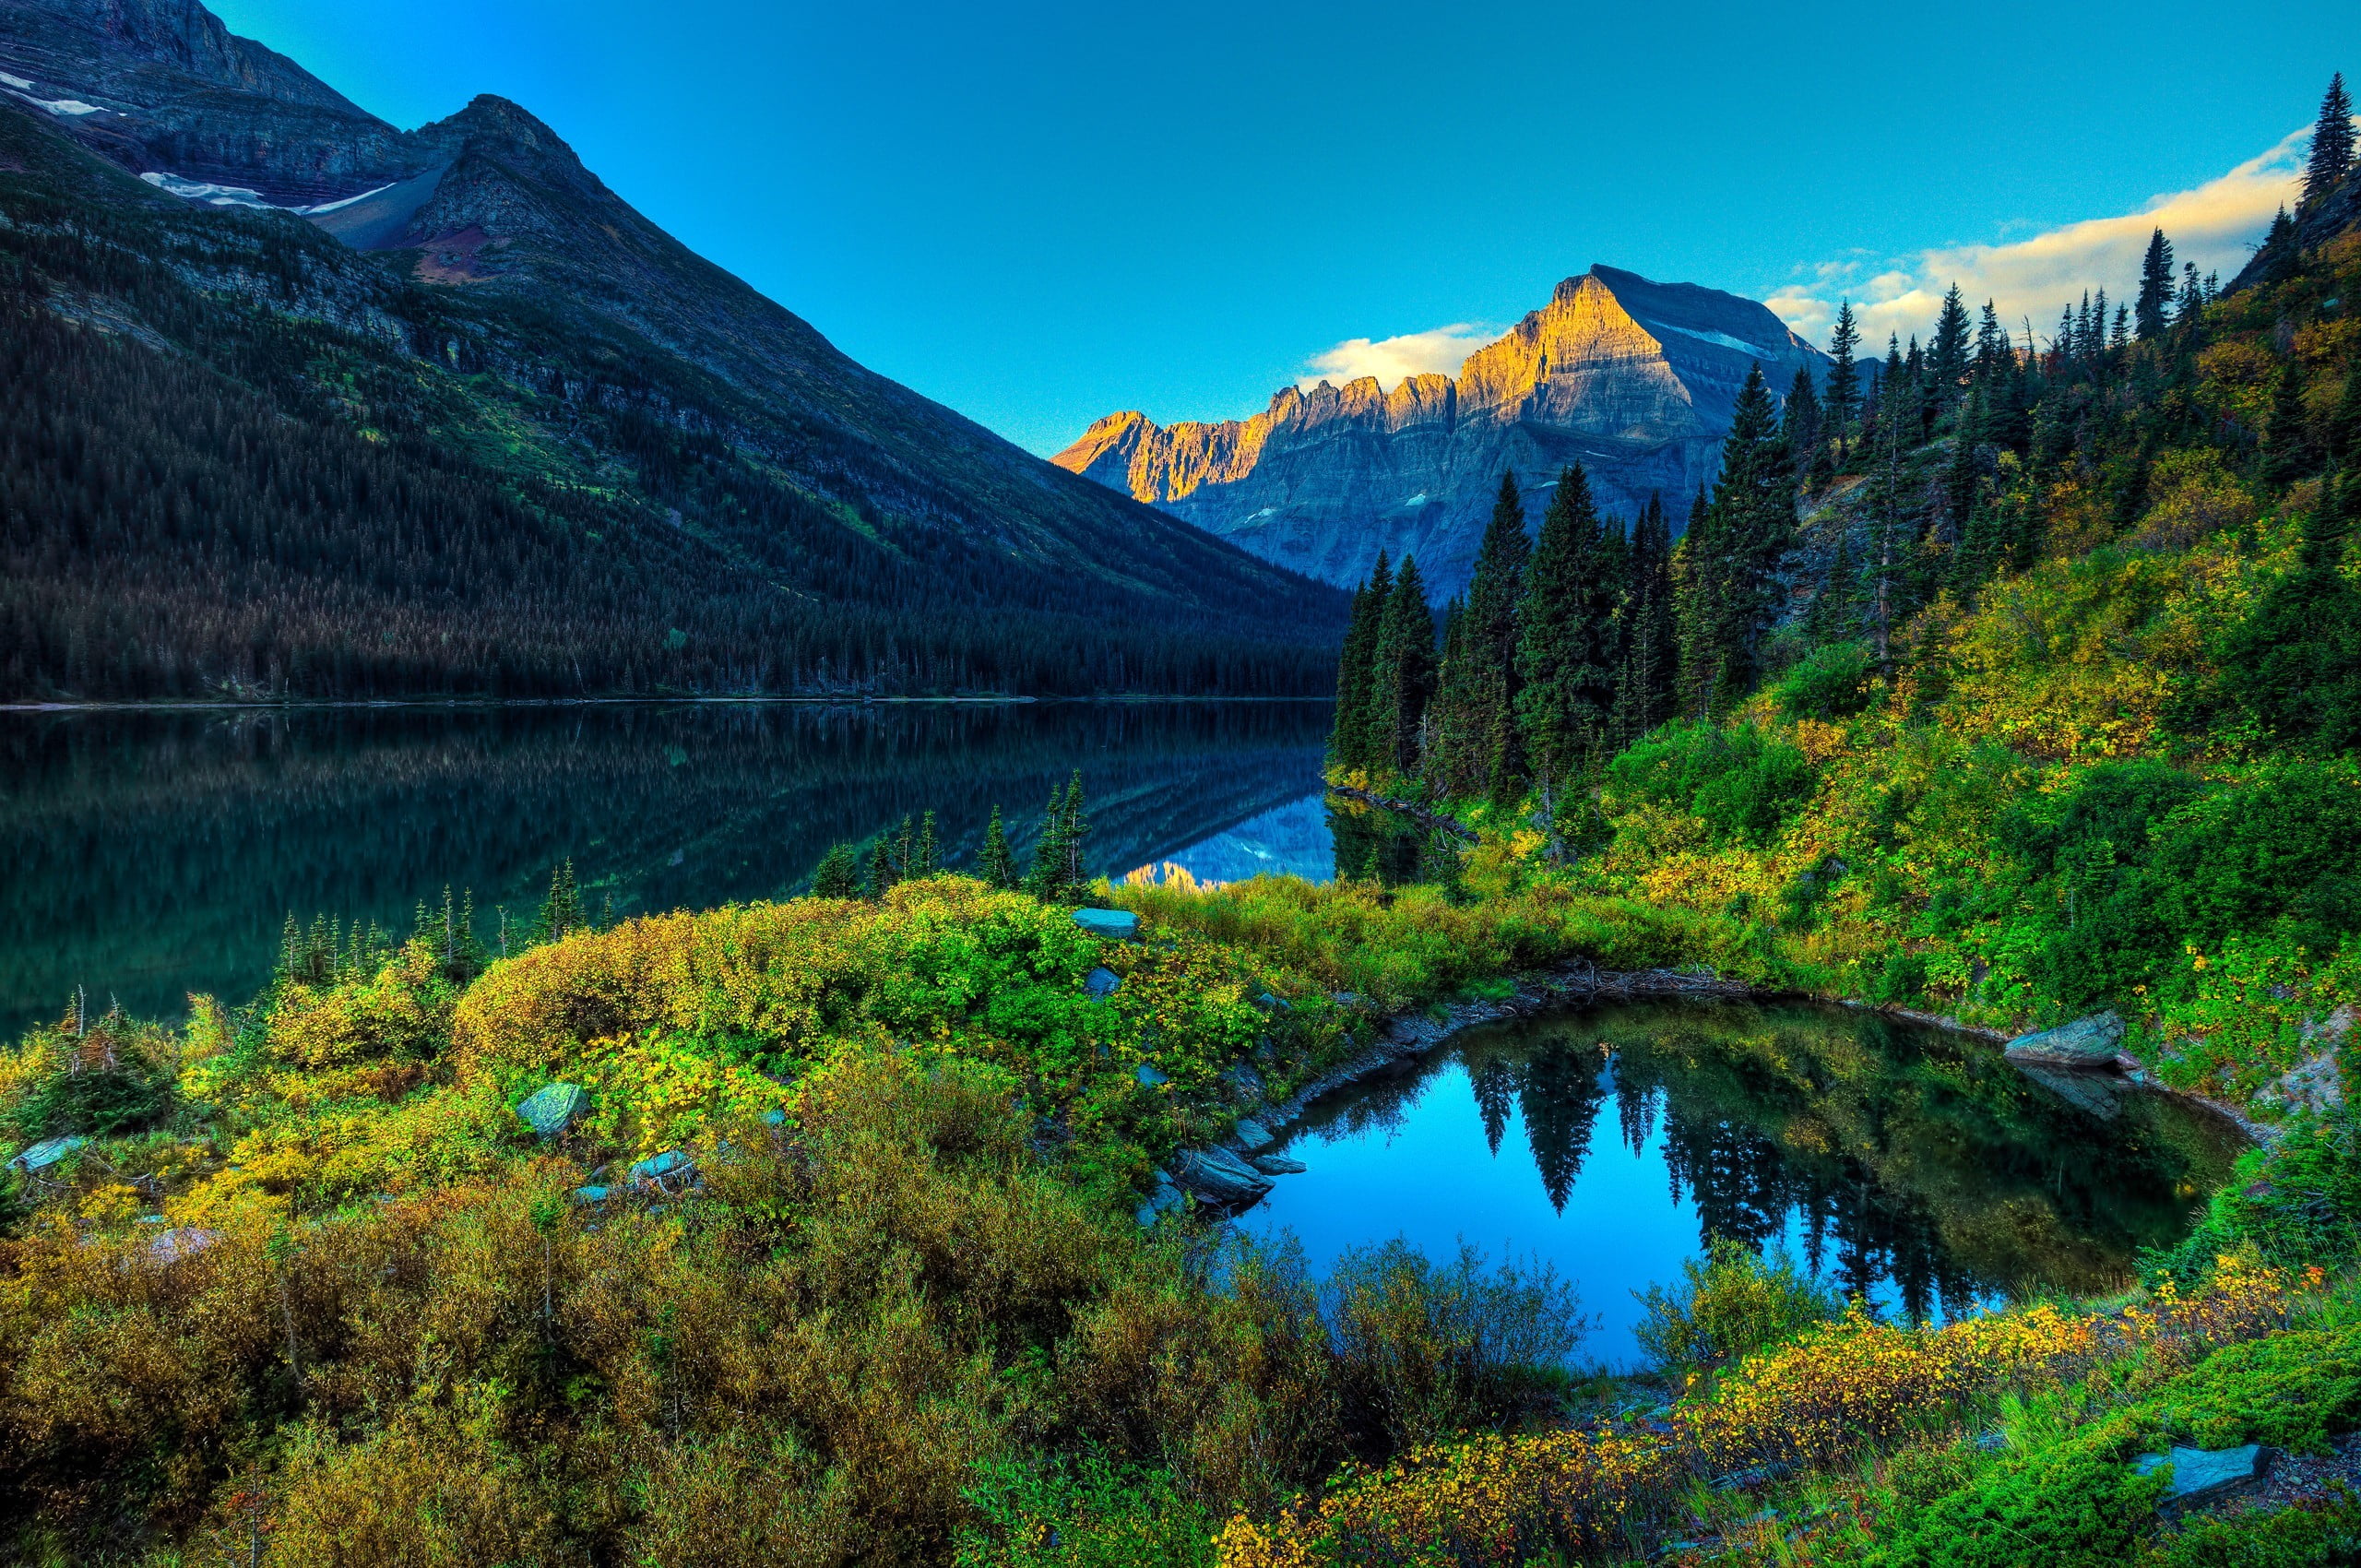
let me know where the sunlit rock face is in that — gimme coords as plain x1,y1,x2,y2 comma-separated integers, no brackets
1055,267,1827,597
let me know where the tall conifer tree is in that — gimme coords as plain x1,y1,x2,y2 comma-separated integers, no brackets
1615,494,1679,746
1363,559,1437,780
1514,465,1618,789
2135,228,2176,340
2305,73,2355,208
1823,302,1862,448
1328,552,1391,774
1432,474,1531,801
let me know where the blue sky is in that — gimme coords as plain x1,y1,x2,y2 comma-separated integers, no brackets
210,0,2361,455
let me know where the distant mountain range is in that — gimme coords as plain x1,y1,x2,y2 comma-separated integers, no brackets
1055,267,1831,597
0,0,1344,699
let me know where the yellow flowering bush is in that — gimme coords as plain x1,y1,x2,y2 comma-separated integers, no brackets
1217,1257,2308,1565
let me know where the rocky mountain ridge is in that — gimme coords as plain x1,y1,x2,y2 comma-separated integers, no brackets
1057,267,1828,597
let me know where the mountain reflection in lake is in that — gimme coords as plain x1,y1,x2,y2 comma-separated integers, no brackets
0,701,1337,1037
1240,1000,2244,1369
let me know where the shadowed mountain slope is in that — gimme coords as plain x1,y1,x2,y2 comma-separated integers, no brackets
0,0,1345,699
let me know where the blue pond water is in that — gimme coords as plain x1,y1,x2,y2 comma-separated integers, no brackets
1240,1001,2243,1370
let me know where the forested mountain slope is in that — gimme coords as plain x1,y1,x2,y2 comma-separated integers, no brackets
0,1,1346,699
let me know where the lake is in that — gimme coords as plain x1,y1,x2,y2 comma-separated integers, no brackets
3,704,2241,1362
0,700,1341,1038
1240,999,2245,1370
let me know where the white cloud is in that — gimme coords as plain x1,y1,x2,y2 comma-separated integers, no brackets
1767,126,2315,352
1297,322,1501,391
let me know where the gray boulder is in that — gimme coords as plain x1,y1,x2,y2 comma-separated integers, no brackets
1134,1170,1186,1227
1085,966,1122,1000
148,1228,222,1265
1073,909,1141,942
1172,1146,1274,1207
2005,1011,2127,1069
1134,1063,1169,1088
9,1134,87,1172
1252,1153,1308,1175
1233,1116,1275,1149
515,1082,589,1139
2132,1444,2272,1516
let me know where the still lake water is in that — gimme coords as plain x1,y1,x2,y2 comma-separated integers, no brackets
0,700,1349,1038
3,703,2239,1359
1242,1001,2245,1369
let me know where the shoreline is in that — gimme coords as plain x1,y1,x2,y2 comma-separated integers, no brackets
1188,962,2265,1212
0,694,1337,715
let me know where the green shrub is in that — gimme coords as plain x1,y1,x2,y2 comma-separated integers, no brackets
1874,1412,2165,1568
1631,1237,1842,1377
1608,722,1819,849
1322,1239,1590,1449
2139,1489,2361,1566
955,1455,1214,1568
1774,640,1878,721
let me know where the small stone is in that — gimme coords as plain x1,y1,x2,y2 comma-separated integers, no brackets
515,1082,589,1139
1222,1063,1265,1099
148,1228,221,1265
1085,966,1122,999
1073,908,1141,942
627,1149,695,1184
9,1134,87,1172
572,1185,611,1204
1134,1063,1169,1088
1253,992,1289,1012
1251,1153,1307,1175
1233,1116,1275,1148
2004,1010,2127,1069
2132,1444,2272,1515
1134,1171,1186,1227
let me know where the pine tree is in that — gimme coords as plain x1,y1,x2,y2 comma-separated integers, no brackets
1823,302,1862,448
811,843,862,897
1930,286,1973,406
1804,530,1858,645
866,837,898,899
2305,72,2355,208
1431,474,1531,801
2135,228,2176,340
1363,558,1438,780
914,811,939,878
532,861,584,944
977,805,1017,888
1614,493,1678,746
1328,553,1391,773
1782,368,1823,489
893,814,916,882
2263,364,2314,489
2259,207,2301,287
1022,780,1065,899
1677,367,1796,714
1514,464,1617,790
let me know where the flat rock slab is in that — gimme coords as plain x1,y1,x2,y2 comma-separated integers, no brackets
1172,1146,1273,1207
2133,1443,2273,1515
9,1134,87,1172
516,1082,589,1139
1073,909,1140,942
2005,1010,2127,1069
1084,966,1122,999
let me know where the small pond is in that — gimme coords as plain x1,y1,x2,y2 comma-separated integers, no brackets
1240,1000,2247,1370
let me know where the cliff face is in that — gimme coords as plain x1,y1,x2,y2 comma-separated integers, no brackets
1056,267,1826,597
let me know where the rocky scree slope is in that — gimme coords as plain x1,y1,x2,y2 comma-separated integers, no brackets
1056,267,1829,597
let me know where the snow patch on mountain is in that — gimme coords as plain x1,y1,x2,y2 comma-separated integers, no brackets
142,172,396,216
1655,322,1776,358
0,73,33,91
